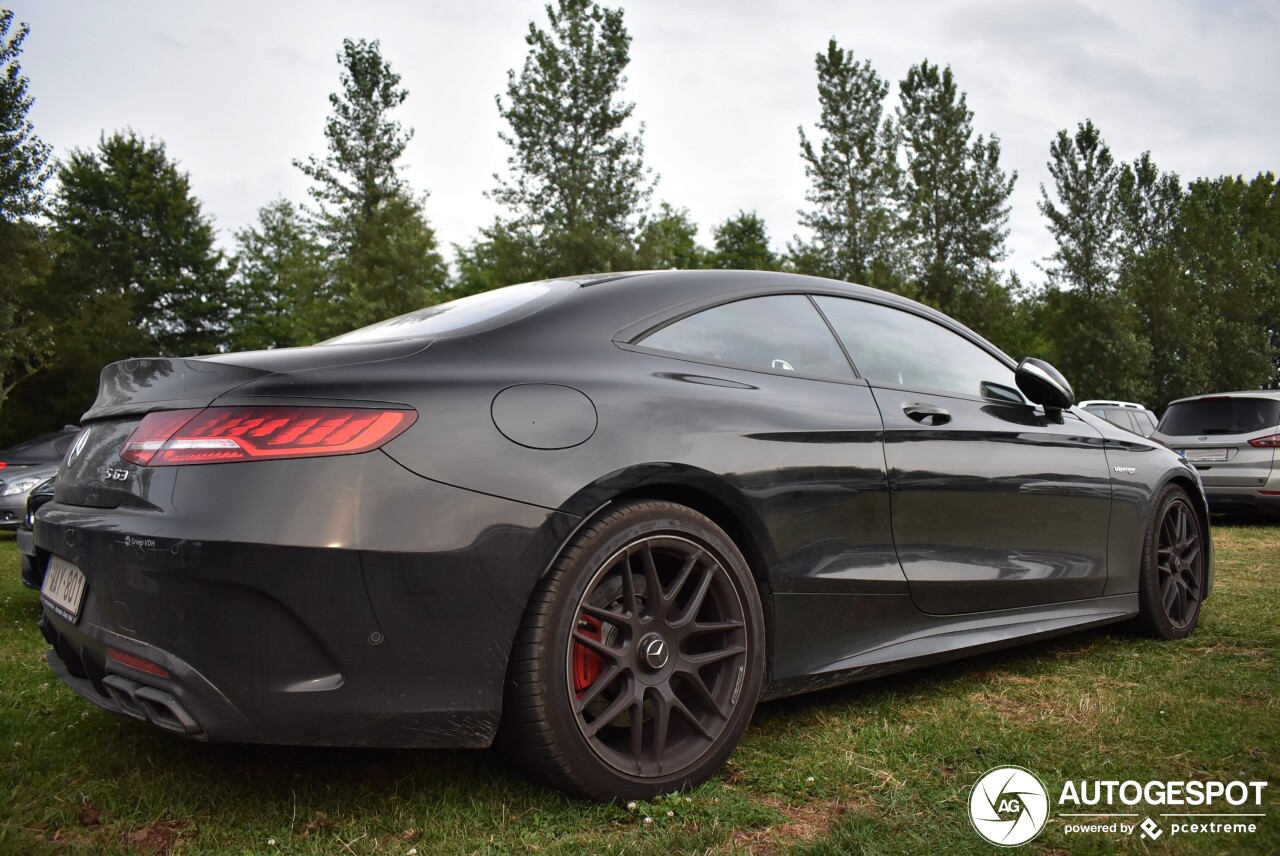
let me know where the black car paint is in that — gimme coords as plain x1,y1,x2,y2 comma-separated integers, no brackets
34,270,1210,748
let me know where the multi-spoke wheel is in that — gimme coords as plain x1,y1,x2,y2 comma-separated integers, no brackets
501,501,764,800
1135,485,1207,639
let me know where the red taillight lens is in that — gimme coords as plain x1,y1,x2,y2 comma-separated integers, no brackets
120,406,416,466
1248,434,1280,448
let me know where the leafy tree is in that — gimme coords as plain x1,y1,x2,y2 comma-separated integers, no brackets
790,39,901,288
228,199,326,351
710,211,779,271
1176,173,1279,394
0,10,54,435
295,38,446,339
490,0,652,277
1037,121,1150,401
50,132,229,356
451,220,546,297
1115,153,1209,406
1038,120,1121,298
636,202,705,270
17,131,230,433
896,60,1015,323
0,10,50,220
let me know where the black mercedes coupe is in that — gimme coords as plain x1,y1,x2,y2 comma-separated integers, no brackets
35,270,1210,800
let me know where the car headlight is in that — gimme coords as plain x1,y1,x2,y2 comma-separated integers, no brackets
1,477,42,497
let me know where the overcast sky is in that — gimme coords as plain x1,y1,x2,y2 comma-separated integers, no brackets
12,0,1280,284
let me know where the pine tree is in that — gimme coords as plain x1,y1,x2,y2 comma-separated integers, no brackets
490,0,652,277
790,39,900,288
896,61,1015,321
295,38,446,338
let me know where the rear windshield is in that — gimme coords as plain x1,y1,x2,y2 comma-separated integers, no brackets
324,280,578,345
1159,398,1280,436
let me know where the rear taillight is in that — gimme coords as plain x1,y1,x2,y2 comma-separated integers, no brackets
1248,434,1280,448
120,406,416,466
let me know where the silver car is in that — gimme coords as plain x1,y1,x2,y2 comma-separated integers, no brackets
1153,390,1280,513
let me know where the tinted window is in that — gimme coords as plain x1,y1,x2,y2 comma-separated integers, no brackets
326,281,576,344
813,296,1018,399
641,295,853,380
1159,398,1280,436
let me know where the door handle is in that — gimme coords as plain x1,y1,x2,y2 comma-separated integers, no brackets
903,403,951,426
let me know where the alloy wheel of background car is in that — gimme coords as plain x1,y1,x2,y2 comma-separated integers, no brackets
1135,485,1206,639
501,500,764,800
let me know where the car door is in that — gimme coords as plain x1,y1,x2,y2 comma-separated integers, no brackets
813,295,1113,615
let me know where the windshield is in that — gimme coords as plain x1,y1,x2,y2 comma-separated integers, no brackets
324,281,578,345
1158,398,1280,436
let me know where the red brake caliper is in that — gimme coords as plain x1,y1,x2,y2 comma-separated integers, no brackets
572,615,603,697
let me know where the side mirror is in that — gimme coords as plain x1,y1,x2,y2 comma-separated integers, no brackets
1015,358,1074,411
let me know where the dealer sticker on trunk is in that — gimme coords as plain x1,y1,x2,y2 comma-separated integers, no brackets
42,556,87,623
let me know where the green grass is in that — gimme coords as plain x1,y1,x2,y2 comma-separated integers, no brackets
0,524,1276,855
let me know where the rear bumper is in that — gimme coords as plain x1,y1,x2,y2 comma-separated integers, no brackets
34,452,577,748
1203,486,1280,512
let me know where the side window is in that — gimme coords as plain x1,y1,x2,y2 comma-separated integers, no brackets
813,296,1018,400
640,295,854,381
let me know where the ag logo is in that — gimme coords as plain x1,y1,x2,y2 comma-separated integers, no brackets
969,766,1050,846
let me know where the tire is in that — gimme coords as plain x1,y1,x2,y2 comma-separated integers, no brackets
1134,484,1207,639
500,500,765,800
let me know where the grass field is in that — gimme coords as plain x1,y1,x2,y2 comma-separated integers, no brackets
0,524,1276,855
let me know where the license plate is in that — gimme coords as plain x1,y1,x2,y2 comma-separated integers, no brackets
42,556,87,623
1183,448,1229,463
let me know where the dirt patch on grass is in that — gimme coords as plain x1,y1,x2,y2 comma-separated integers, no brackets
731,796,849,854
120,821,187,855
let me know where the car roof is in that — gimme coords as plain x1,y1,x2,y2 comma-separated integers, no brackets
1080,400,1147,409
1166,390,1280,406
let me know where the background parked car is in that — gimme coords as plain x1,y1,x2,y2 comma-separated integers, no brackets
1079,400,1159,437
0,426,78,530
1152,390,1280,514
18,476,56,589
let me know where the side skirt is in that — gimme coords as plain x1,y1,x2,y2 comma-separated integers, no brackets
764,592,1137,701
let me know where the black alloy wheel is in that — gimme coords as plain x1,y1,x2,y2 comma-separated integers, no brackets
501,501,764,800
1135,485,1206,639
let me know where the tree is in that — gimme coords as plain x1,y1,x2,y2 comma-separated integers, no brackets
896,61,1015,323
295,38,446,339
18,131,231,432
0,10,50,221
1115,153,1209,406
1037,121,1150,401
490,0,652,277
790,39,900,289
1176,174,1279,394
0,10,54,435
710,211,779,271
1038,120,1121,298
228,199,326,351
636,202,705,270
